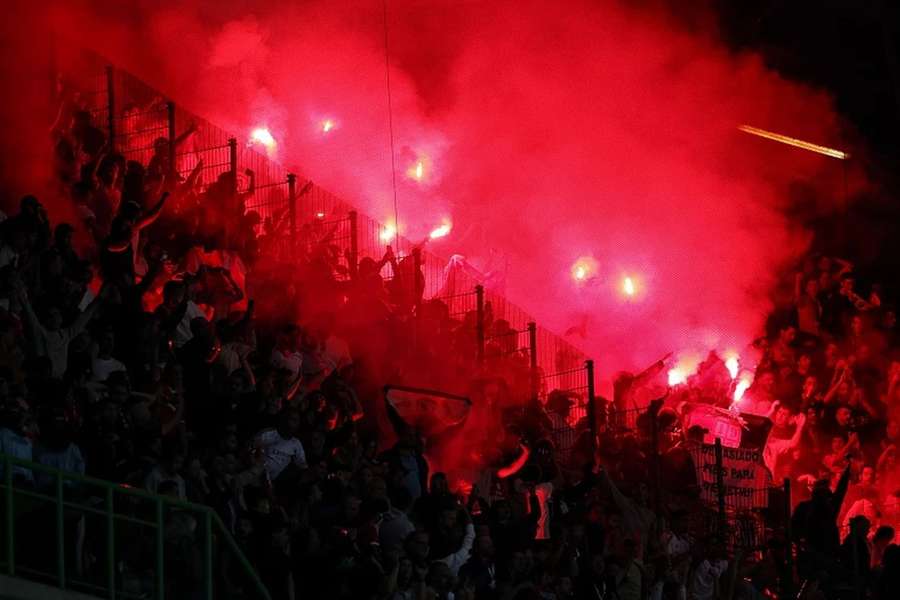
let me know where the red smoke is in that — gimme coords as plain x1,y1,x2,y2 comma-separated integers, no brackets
28,1,866,383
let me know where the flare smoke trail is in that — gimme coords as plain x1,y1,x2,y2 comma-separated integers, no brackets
6,0,868,378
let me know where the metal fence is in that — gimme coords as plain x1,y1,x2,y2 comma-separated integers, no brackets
1,453,270,600
54,43,592,405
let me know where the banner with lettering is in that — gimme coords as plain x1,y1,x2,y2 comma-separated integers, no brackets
689,444,772,509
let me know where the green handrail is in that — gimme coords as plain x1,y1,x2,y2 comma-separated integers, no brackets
0,453,271,600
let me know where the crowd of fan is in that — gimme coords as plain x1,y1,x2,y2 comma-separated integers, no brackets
0,87,897,600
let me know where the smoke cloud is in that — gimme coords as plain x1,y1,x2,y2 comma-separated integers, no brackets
11,0,864,379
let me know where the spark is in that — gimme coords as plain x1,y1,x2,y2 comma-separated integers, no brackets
623,276,635,296
570,257,598,283
407,159,426,181
249,127,276,150
725,355,739,380
380,223,397,243
429,220,452,239
733,378,752,402
322,119,334,133
738,125,849,160
315,211,325,219
668,368,687,386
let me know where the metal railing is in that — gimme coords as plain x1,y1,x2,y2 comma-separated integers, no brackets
53,42,592,400
1,454,270,600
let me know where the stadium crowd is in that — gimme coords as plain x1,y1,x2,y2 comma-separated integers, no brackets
0,82,898,600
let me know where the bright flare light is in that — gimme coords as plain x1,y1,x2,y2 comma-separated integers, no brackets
725,356,739,380
315,211,326,219
249,127,276,150
738,125,849,160
668,368,687,386
380,223,397,243
734,378,752,402
622,276,636,296
429,220,452,239
407,159,426,181
571,257,598,282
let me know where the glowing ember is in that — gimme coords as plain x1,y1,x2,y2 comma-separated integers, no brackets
622,276,635,296
570,256,598,282
249,127,276,149
429,220,452,239
380,223,397,243
725,356,739,379
668,368,686,386
315,211,325,219
738,125,849,160
322,119,334,133
734,378,752,402
407,159,426,181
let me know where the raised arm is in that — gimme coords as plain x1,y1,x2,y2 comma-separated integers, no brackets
135,191,170,231
14,283,47,341
832,462,852,518
67,288,105,339
788,413,807,448
173,122,197,150
823,369,849,405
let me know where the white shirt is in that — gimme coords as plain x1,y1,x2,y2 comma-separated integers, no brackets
174,301,205,348
271,348,303,379
689,559,728,600
144,466,187,500
0,245,18,269
92,356,127,382
255,429,307,480
322,334,352,372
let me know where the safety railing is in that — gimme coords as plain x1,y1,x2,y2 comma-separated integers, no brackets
53,42,591,393
1,453,270,600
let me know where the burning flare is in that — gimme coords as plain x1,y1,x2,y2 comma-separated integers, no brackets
380,223,397,243
668,368,687,386
571,256,598,282
249,127,276,150
725,355,739,380
322,119,335,133
429,220,452,239
733,378,752,402
622,276,636,296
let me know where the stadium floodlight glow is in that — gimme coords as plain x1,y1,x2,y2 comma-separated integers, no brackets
738,125,849,160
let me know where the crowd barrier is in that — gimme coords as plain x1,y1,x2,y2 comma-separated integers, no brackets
54,42,594,423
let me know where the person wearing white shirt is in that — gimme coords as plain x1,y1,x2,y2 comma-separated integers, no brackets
92,329,127,382
254,409,307,482
271,325,302,380
689,552,728,600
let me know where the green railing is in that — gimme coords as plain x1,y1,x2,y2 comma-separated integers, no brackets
1,453,271,600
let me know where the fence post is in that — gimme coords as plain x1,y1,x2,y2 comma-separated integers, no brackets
649,399,662,515
783,477,794,600
105,66,115,151
203,511,214,600
5,456,14,576
715,438,726,534
155,499,165,600
166,101,176,182
106,487,116,600
475,285,485,366
349,210,359,279
56,471,66,589
226,137,238,248
412,248,422,316
287,173,297,248
527,322,538,399
586,359,597,453
228,137,238,194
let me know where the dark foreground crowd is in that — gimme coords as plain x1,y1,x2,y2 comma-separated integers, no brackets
0,84,898,600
